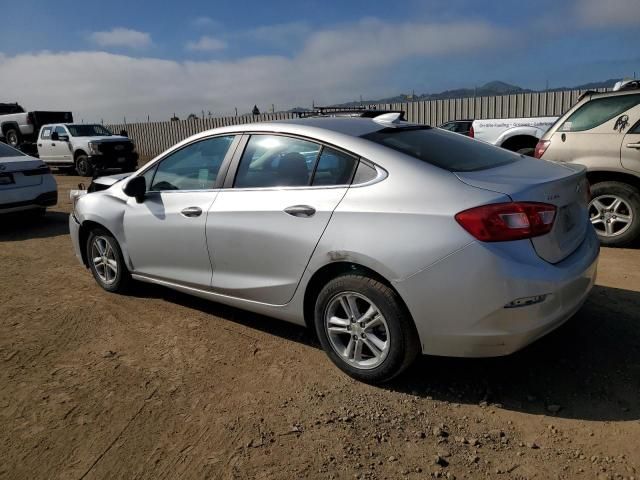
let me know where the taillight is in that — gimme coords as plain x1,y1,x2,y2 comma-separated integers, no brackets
468,125,474,138
534,140,550,159
455,202,557,242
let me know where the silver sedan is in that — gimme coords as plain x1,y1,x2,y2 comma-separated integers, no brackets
69,114,599,383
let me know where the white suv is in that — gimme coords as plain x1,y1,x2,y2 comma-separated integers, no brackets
536,80,640,247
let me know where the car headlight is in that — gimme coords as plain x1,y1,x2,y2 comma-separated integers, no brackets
88,142,102,155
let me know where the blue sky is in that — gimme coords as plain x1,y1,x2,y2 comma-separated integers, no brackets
1,0,639,122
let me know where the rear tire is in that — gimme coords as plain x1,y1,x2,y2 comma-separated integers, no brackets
86,228,131,293
589,181,640,247
5,128,21,147
314,274,420,384
75,154,94,177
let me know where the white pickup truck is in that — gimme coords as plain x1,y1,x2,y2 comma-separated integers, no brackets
0,103,72,149
37,123,138,176
440,116,558,156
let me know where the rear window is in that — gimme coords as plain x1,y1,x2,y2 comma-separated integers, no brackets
361,126,516,172
0,143,25,158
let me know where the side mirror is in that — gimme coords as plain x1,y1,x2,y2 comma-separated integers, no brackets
51,132,59,141
123,176,146,203
120,129,128,137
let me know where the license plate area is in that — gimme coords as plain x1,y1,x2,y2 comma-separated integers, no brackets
559,205,577,233
117,157,126,163
0,173,14,185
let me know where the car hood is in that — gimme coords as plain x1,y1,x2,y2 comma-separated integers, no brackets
81,135,131,143
93,172,132,187
0,155,45,172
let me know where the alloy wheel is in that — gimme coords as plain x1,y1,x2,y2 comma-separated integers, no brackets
91,236,118,285
7,131,18,146
589,195,633,237
324,292,390,370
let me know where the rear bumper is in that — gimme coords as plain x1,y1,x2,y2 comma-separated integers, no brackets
394,227,600,357
0,177,58,213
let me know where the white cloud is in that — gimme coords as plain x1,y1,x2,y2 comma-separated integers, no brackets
1,19,509,123
90,28,152,49
186,36,227,52
575,0,640,27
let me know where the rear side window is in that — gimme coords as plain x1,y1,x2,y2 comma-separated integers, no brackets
561,94,640,132
311,147,357,186
41,127,52,139
362,127,516,172
234,135,321,188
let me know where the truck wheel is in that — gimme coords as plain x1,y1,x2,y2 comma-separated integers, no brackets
75,154,94,177
589,181,640,247
5,128,21,147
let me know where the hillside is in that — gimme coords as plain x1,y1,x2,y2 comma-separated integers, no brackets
334,79,620,107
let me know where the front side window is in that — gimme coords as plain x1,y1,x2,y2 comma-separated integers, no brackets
234,135,321,188
149,135,235,191
41,127,52,139
54,126,68,138
311,147,357,186
561,94,640,132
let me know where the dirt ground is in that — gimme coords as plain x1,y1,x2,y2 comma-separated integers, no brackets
1,172,639,480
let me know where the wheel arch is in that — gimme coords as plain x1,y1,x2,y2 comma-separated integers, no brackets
499,133,540,152
302,261,416,333
74,149,87,160
1,121,20,134
586,170,640,190
78,220,118,268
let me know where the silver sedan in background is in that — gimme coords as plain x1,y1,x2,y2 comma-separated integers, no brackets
69,114,599,383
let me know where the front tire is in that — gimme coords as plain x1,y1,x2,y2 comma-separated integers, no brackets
75,154,94,177
314,274,419,384
86,228,131,292
589,181,640,247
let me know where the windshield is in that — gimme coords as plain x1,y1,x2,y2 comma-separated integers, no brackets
67,124,113,137
362,126,517,172
0,142,25,158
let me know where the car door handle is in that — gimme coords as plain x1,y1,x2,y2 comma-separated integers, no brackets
626,142,640,149
51,143,56,146
38,143,42,147
284,205,316,217
181,206,203,217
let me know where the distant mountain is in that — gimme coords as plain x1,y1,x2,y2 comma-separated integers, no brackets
333,79,621,107
548,78,620,92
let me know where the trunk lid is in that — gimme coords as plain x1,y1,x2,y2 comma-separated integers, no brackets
0,155,44,173
455,158,589,263
0,156,47,188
